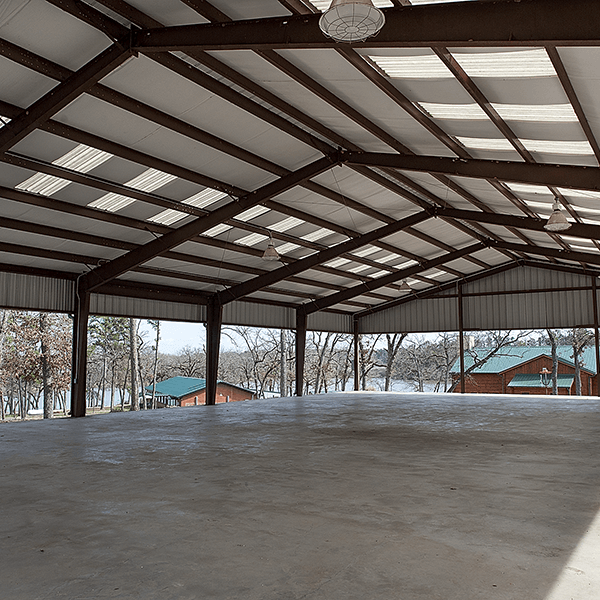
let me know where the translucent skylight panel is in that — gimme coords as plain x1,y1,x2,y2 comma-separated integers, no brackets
506,183,551,195
418,102,578,122
270,217,304,233
561,236,596,246
424,269,446,278
236,233,268,247
204,224,232,237
569,205,600,216
89,168,176,212
236,206,270,222
375,254,408,265
369,54,453,79
493,104,578,122
570,245,600,253
522,139,594,155
418,103,488,120
348,264,371,274
456,137,515,151
308,0,393,9
458,137,593,155
275,242,300,254
325,258,351,269
0,116,10,127
302,228,335,242
149,189,229,226
352,246,380,258
523,200,553,211
451,49,556,78
17,144,112,197
558,189,600,200
371,269,391,278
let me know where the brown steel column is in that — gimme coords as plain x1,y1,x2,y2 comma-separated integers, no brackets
70,281,90,417
458,283,466,394
353,317,360,391
205,297,223,406
593,278,600,397
295,309,307,396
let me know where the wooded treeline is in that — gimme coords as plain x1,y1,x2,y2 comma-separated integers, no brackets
0,309,595,419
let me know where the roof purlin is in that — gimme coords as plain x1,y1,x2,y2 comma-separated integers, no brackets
132,1,600,52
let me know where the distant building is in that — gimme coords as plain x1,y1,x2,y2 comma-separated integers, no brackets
450,346,598,395
146,377,256,407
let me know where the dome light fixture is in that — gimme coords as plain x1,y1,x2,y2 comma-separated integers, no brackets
319,0,386,43
544,198,571,232
262,234,280,261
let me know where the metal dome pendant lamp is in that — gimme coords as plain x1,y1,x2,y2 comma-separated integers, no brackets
544,198,572,232
262,233,280,261
319,0,386,43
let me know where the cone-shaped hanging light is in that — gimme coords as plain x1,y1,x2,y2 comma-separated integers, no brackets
262,235,280,261
544,198,571,232
400,279,411,292
319,0,385,43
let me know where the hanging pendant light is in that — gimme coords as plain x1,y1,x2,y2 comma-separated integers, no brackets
400,279,411,292
544,198,571,232
319,0,386,43
262,234,280,261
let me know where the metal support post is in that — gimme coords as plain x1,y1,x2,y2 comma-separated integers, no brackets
353,317,360,391
70,280,90,417
205,297,223,406
458,283,466,394
295,309,307,396
593,277,600,397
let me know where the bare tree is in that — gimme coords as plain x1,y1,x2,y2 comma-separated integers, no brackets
569,328,594,395
546,329,559,395
129,318,140,411
383,333,407,391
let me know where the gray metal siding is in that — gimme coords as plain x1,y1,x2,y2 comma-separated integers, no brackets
0,273,74,312
223,301,295,330
91,294,205,322
308,311,353,334
360,298,459,333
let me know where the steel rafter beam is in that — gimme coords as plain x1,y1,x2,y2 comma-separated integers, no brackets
133,1,600,52
0,41,131,154
302,242,486,315
78,155,338,292
435,207,600,241
216,210,432,305
493,241,600,266
53,1,485,279
345,153,600,192
355,258,600,318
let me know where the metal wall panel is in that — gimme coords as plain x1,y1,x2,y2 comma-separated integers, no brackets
0,273,74,312
91,294,206,322
464,289,595,330
464,265,592,295
223,301,295,330
360,297,459,333
309,311,353,334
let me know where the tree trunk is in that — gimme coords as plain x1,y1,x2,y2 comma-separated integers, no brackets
129,318,140,411
40,314,53,419
279,329,286,397
547,329,559,395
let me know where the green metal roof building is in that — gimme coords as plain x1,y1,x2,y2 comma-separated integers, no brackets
450,346,598,395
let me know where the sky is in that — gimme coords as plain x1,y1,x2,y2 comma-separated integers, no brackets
138,320,207,355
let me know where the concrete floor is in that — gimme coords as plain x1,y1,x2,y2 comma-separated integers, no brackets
1,392,600,600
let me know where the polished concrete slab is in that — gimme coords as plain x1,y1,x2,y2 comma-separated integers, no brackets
1,392,600,599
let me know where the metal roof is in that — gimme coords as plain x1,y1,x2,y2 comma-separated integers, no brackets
146,376,253,398
3,1,600,331
451,346,598,375
507,373,574,388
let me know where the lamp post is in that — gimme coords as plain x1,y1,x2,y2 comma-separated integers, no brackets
540,367,552,394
